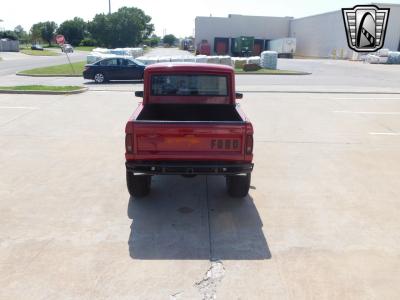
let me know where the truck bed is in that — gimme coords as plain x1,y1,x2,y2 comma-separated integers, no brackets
136,104,243,122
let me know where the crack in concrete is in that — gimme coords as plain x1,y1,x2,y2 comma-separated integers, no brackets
169,291,183,300
195,261,225,300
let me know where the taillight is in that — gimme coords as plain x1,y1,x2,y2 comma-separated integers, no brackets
125,134,133,153
245,135,253,154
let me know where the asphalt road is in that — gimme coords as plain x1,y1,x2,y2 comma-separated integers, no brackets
1,90,400,299
0,50,87,76
0,48,399,93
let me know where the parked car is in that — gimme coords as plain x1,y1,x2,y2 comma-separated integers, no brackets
31,44,43,51
125,63,254,198
61,44,74,53
83,57,146,83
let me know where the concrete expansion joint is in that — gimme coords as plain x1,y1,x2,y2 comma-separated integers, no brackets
195,261,225,300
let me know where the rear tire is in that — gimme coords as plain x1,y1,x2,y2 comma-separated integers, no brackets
126,172,151,198
94,72,106,84
226,173,251,198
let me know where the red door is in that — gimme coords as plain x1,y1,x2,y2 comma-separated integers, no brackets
253,43,262,56
216,41,227,55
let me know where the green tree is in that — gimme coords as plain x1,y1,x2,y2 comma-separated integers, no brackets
30,21,57,45
163,34,177,47
14,25,25,39
143,35,160,47
41,21,57,46
88,7,154,48
0,30,18,40
88,13,112,47
58,17,86,46
13,25,28,44
30,23,43,43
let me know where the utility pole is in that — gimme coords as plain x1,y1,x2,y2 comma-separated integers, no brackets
108,0,111,14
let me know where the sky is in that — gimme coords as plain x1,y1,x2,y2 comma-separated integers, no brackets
1,0,399,37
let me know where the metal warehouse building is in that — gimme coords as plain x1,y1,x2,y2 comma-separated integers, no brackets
195,3,400,58
195,14,292,56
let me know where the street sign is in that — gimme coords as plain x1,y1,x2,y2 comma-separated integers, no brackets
56,35,65,45
56,34,74,74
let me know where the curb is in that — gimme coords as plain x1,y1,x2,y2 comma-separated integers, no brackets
0,87,88,95
236,71,311,75
16,73,81,77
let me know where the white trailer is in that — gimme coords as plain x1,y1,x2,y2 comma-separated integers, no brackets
267,38,296,58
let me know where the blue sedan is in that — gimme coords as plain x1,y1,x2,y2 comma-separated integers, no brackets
83,57,146,83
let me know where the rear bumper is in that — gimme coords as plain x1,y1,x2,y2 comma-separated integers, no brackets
126,161,254,175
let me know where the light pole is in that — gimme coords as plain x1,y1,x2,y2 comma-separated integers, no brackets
108,0,111,14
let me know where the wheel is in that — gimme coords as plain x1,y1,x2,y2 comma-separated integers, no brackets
94,73,106,84
226,173,251,198
126,171,151,198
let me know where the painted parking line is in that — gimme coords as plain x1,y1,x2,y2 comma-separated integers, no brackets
369,132,400,136
333,111,400,115
0,106,39,110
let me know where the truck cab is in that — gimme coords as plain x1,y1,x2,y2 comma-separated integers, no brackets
125,63,254,198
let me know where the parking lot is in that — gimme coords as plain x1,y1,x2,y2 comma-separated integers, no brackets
1,84,400,298
1,47,400,94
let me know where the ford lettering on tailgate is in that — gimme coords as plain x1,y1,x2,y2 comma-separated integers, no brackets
211,139,240,150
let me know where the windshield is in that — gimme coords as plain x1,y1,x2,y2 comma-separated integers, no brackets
131,59,145,67
151,75,228,96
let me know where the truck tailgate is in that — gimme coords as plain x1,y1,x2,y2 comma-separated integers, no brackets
131,122,246,161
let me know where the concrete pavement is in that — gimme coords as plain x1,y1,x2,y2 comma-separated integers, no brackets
1,91,400,299
144,47,194,57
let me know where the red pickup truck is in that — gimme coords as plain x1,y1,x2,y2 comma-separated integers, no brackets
125,63,254,198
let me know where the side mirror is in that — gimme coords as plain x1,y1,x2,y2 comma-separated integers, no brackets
235,92,243,99
135,91,144,98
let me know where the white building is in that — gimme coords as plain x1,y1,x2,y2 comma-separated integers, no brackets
195,3,400,58
195,14,292,55
290,3,400,58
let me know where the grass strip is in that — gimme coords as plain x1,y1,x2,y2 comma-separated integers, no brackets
0,85,83,92
19,61,86,76
74,46,96,52
20,49,59,56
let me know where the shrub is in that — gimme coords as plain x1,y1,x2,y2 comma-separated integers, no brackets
243,63,261,72
80,38,97,46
